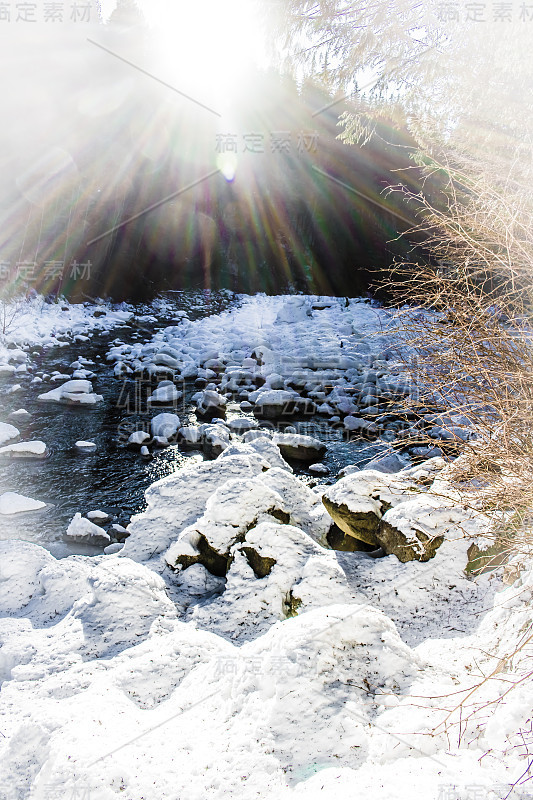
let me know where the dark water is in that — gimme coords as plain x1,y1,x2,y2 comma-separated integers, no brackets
0,291,386,558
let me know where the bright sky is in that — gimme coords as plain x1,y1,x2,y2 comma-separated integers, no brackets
101,0,269,114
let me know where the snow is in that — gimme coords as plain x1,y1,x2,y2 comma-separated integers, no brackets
0,294,530,799
0,492,46,515
0,297,132,362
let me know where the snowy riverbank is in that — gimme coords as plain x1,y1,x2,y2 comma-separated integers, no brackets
0,294,531,799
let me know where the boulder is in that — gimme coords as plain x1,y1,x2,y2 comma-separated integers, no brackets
65,513,111,546
195,389,227,418
147,381,182,405
253,390,316,420
272,433,326,462
38,379,103,406
150,413,180,440
321,470,415,547
377,497,450,562
0,421,20,446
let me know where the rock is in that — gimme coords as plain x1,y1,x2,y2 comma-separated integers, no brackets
147,381,182,405
104,542,125,554
165,467,332,578
87,510,112,523
0,492,46,515
309,462,329,475
344,416,378,437
195,390,227,418
272,433,326,462
110,523,129,540
121,455,267,565
140,446,151,457
178,426,201,447
364,453,405,473
219,436,293,473
7,409,31,422
0,441,47,458
321,470,415,547
65,513,111,546
227,417,258,434
201,423,230,458
239,400,253,411
75,440,97,452
38,379,103,405
0,422,20,446
150,413,180,440
253,390,316,420
326,525,377,552
128,431,150,448
377,496,450,562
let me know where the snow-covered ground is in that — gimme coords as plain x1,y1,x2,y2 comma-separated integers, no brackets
0,294,531,800
0,296,133,364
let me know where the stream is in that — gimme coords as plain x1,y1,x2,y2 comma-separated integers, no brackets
0,291,387,558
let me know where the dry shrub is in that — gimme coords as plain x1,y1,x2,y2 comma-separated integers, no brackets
382,158,533,533
378,162,533,794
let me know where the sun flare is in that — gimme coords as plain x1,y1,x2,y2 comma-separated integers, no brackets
144,0,267,114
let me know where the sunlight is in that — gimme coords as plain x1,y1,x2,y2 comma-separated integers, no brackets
144,0,267,114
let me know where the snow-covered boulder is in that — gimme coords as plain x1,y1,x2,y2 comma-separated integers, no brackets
0,422,20,446
200,423,230,458
120,455,267,566
227,417,258,433
127,431,150,448
272,433,326,462
195,389,227,418
147,381,182,405
322,470,416,547
87,510,112,524
378,494,461,563
64,513,111,546
252,389,316,419
0,441,47,458
166,468,333,580
150,413,180,440
75,440,97,452
38,379,103,405
177,426,201,447
0,492,46,515
221,435,293,473
344,415,379,437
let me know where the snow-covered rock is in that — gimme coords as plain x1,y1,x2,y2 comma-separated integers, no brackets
195,389,227,418
0,422,20,446
322,470,416,547
86,510,112,523
227,417,258,433
0,492,46,515
272,432,327,462
75,440,97,452
150,413,180,440
127,431,150,448
0,441,47,458
38,379,103,405
147,381,182,405
64,513,111,546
